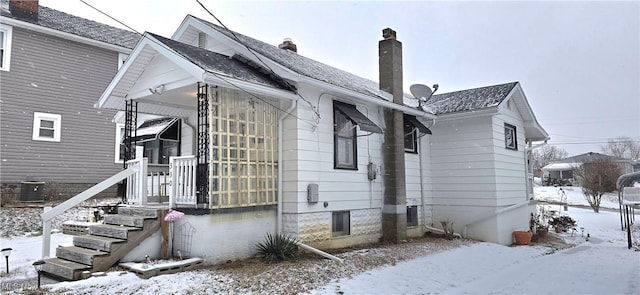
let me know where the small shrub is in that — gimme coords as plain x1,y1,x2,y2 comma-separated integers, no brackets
440,220,456,240
256,233,299,263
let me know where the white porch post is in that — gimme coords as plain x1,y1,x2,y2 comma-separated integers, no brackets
42,206,52,258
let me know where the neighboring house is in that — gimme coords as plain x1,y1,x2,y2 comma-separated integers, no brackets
0,0,139,199
633,160,640,172
541,152,634,186
87,12,549,267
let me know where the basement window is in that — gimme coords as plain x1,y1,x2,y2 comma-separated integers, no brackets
332,211,350,237
504,123,517,150
407,206,418,227
32,112,61,142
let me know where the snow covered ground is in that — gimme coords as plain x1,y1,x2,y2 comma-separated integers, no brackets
1,187,638,294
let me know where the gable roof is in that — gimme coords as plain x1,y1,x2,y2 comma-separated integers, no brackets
426,82,518,115
149,33,291,90
0,4,139,49
194,17,388,101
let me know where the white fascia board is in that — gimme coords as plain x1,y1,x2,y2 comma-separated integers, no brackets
203,72,298,100
1,17,134,53
511,84,550,141
97,34,206,108
301,76,436,119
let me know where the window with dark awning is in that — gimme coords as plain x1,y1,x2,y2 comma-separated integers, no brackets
334,101,383,134
404,115,432,135
131,117,180,142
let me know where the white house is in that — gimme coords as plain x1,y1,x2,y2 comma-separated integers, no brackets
43,15,549,272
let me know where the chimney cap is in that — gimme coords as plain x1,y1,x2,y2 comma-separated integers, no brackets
382,28,396,40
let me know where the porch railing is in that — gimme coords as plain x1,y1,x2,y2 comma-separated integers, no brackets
126,158,148,206
170,155,197,207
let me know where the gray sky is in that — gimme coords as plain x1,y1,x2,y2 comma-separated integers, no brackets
40,0,640,157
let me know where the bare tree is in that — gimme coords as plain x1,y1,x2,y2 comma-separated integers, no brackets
601,137,640,160
532,146,568,176
574,158,622,213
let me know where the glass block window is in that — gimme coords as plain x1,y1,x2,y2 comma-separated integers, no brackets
209,87,279,208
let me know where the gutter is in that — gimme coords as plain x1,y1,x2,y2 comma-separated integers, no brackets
301,77,437,120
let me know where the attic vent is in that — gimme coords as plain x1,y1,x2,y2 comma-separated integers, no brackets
198,32,207,48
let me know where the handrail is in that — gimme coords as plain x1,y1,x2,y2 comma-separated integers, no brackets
40,165,140,258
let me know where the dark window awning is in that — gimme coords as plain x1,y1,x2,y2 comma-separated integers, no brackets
131,117,180,142
404,115,432,135
334,101,383,134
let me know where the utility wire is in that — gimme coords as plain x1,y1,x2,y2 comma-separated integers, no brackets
79,0,316,126
80,0,142,35
194,0,321,125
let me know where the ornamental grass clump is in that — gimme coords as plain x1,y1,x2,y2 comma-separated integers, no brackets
256,233,299,263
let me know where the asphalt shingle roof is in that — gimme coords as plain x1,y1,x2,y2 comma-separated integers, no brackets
425,82,518,115
1,3,139,49
196,17,384,99
149,33,291,90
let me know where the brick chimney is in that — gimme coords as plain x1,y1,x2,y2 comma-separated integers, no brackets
379,28,407,243
278,38,297,53
9,0,39,21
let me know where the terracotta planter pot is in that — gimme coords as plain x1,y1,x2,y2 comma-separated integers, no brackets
513,231,533,245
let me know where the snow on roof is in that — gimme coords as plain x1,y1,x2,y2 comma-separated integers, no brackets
0,4,140,49
541,162,579,171
425,82,518,114
194,16,521,116
148,33,291,90
196,17,390,100
555,152,633,164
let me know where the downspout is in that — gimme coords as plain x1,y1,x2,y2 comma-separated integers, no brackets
463,199,535,238
277,99,298,234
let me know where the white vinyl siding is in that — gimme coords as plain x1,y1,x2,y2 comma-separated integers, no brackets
32,112,61,142
0,24,12,71
281,88,384,215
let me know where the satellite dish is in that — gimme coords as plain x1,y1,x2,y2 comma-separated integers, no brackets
410,84,433,102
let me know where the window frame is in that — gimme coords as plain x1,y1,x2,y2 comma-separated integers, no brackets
0,24,13,71
32,112,61,142
333,102,358,170
115,123,125,163
404,123,418,154
332,211,351,237
504,123,518,150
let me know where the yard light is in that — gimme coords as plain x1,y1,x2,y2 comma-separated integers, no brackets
32,260,45,288
1,247,12,273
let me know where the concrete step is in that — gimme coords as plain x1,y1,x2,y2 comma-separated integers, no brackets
73,235,125,252
41,257,90,281
89,224,141,239
56,246,109,266
104,214,145,227
117,207,159,218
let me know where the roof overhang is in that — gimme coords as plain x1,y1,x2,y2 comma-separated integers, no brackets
501,84,549,142
96,33,297,117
